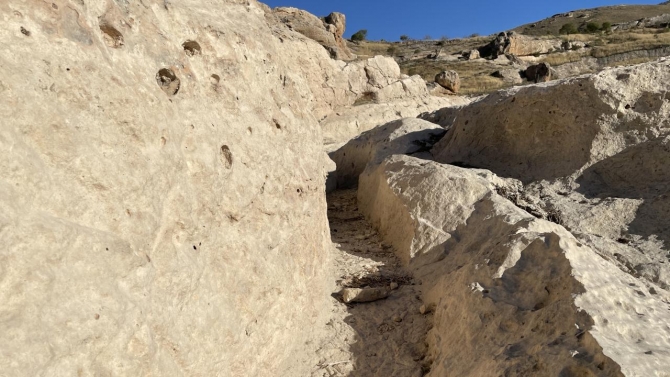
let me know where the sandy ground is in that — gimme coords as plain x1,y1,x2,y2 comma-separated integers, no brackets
311,189,430,377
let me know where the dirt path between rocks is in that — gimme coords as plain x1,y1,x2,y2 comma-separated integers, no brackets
311,189,430,377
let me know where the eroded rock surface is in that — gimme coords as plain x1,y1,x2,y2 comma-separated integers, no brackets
427,59,670,292
329,117,445,189
272,7,355,60
0,0,361,375
357,155,670,376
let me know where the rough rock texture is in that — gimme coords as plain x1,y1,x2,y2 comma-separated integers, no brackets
358,155,670,376
272,7,355,60
323,12,352,61
0,0,372,375
616,13,670,31
430,75,615,183
329,118,445,189
480,32,563,58
466,49,480,60
422,60,670,372
435,70,461,93
320,93,470,145
492,68,524,84
524,62,557,83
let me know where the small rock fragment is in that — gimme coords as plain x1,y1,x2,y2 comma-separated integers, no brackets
389,282,399,290
419,304,434,314
340,287,389,303
392,315,402,322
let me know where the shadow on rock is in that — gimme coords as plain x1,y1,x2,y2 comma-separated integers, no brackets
327,189,429,377
577,136,670,248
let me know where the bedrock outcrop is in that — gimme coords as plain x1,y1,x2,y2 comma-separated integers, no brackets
426,59,670,292
357,154,670,376
271,7,355,60
0,0,395,375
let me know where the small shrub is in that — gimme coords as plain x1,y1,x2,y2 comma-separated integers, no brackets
468,33,480,38
400,35,410,42
424,35,432,40
387,46,398,55
601,22,612,31
351,29,367,42
559,23,578,35
586,22,600,33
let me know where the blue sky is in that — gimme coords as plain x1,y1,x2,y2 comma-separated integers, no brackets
263,0,662,40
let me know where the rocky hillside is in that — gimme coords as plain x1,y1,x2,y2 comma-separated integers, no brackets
513,2,670,36
2,1,670,376
348,3,670,95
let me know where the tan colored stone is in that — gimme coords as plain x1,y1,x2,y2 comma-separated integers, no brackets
0,1,350,375
358,155,669,376
340,287,390,303
435,70,461,93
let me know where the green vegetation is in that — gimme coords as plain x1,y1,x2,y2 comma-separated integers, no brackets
586,22,601,33
400,35,410,42
351,29,367,42
559,23,578,35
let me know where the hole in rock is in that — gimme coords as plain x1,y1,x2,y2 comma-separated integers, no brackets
20,27,31,36
210,74,220,85
100,23,124,48
182,40,202,56
220,145,233,169
156,68,180,96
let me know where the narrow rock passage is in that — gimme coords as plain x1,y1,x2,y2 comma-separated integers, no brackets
312,189,429,377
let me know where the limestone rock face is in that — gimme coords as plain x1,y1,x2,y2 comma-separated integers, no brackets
430,59,670,182
0,1,348,375
357,155,670,376
272,7,355,60
329,118,446,189
481,32,562,58
422,60,670,363
435,70,460,93
320,94,471,145
323,12,351,60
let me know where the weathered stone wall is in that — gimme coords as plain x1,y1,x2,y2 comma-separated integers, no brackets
0,0,342,375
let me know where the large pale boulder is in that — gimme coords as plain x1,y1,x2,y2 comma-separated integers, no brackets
429,59,670,183
0,0,352,375
358,154,670,376
435,70,461,93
